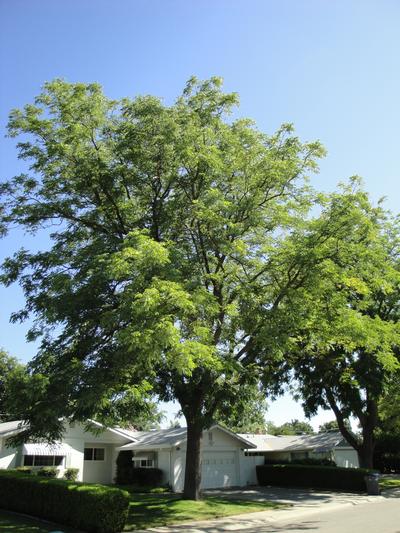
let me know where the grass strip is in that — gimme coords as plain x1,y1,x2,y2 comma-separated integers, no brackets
125,493,284,530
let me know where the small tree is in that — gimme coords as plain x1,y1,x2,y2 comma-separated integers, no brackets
115,450,134,484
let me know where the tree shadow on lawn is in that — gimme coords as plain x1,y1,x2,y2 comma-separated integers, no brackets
0,509,78,533
125,493,283,531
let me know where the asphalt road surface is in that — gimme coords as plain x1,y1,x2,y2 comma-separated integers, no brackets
134,489,400,533
246,496,400,533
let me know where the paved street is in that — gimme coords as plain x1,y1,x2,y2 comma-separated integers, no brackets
132,487,400,533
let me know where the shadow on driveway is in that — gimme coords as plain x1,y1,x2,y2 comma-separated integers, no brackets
204,484,400,508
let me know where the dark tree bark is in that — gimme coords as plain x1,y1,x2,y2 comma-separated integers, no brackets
357,436,376,468
357,398,378,469
325,387,378,469
182,418,203,500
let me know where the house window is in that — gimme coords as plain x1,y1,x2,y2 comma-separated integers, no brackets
84,448,105,461
291,451,308,461
133,458,154,468
23,455,64,467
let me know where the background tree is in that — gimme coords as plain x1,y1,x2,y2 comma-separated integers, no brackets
286,186,400,467
0,349,24,422
1,77,327,499
266,419,314,436
374,372,400,471
215,383,268,434
318,419,352,433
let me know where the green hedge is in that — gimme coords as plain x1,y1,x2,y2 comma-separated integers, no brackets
0,470,130,533
130,467,163,486
256,464,377,492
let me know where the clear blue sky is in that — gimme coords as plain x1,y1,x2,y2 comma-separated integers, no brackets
1,0,399,428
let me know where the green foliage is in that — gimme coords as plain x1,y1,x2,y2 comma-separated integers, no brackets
266,419,314,435
278,185,400,466
15,466,33,474
115,450,134,484
215,383,268,433
0,76,329,496
256,464,376,492
37,467,58,478
63,467,79,481
264,457,336,466
0,470,130,533
130,467,163,487
318,420,351,433
374,372,400,471
0,349,24,421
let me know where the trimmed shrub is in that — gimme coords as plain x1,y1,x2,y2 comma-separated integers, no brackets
15,466,33,474
374,452,400,473
131,467,163,486
256,464,377,492
64,467,79,481
37,466,59,478
294,457,336,467
264,457,336,467
0,470,130,533
115,450,134,484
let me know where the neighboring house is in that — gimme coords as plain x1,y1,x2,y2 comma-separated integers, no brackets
239,431,360,468
0,420,138,484
0,420,359,490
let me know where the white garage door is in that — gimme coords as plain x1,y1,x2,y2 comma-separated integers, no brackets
201,451,237,489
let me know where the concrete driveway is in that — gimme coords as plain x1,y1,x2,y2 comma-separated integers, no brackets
131,486,400,533
204,485,384,508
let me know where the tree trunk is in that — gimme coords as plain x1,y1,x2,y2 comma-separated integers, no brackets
183,419,203,500
358,431,376,469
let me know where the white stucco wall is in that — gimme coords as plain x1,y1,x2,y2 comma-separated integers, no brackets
240,454,264,485
0,437,18,469
0,423,132,483
171,449,185,492
157,450,172,486
333,448,359,468
169,428,247,492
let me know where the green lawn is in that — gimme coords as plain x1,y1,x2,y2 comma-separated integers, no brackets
0,510,78,532
0,491,283,532
379,477,400,490
125,493,284,531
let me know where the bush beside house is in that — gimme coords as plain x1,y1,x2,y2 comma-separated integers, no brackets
116,450,134,484
115,451,163,487
0,470,130,533
256,464,376,492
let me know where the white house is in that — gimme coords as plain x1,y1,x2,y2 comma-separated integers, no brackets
117,425,257,491
0,420,359,490
239,431,360,469
0,420,138,484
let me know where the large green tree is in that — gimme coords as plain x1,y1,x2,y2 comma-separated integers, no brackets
1,77,328,499
286,186,400,468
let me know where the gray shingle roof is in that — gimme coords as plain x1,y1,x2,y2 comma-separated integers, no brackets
241,431,350,452
0,420,26,437
118,425,257,451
